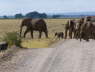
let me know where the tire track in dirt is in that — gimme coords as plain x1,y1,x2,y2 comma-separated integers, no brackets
0,39,95,72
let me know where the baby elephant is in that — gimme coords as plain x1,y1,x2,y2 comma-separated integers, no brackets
55,32,64,39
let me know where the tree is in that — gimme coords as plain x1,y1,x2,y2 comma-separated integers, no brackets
15,13,23,19
25,11,39,18
3,15,8,19
40,13,47,18
52,15,61,18
25,11,47,18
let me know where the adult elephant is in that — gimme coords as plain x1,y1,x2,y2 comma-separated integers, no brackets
79,21,92,41
20,18,48,39
79,17,95,41
74,18,84,39
64,19,76,39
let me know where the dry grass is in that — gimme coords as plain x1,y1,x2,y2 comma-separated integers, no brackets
0,19,70,48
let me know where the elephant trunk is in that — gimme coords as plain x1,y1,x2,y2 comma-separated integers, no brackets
20,25,23,37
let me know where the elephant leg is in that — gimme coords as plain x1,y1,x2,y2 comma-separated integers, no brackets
39,31,42,39
85,35,89,42
86,33,89,42
80,32,83,41
71,32,73,39
75,31,79,39
30,30,33,39
73,30,76,38
61,34,64,39
93,33,95,39
65,29,68,39
44,31,48,38
76,32,78,39
23,28,30,38
78,31,81,40
20,27,22,37
69,30,72,39
69,29,71,39
76,32,79,39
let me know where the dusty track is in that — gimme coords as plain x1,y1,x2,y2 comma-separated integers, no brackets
0,39,95,72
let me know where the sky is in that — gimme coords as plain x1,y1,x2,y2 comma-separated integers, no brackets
0,0,95,15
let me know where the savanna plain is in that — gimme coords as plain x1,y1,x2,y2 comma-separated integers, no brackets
0,19,69,48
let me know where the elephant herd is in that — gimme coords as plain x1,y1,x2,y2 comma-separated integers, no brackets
20,16,95,41
65,16,95,41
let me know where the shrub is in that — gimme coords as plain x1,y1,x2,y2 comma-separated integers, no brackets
2,32,21,47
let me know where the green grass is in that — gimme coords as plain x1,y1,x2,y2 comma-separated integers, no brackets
2,32,21,47
21,34,59,48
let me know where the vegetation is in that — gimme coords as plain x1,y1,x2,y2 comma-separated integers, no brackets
2,32,21,47
25,11,47,18
3,15,9,19
14,13,24,19
0,19,69,48
21,34,58,48
52,15,61,18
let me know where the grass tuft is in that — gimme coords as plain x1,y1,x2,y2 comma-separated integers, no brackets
2,32,21,47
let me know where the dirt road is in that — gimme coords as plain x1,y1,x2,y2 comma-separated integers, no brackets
0,39,95,72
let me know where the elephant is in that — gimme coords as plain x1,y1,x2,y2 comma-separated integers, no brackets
74,18,84,39
55,32,64,39
86,22,95,40
79,21,94,41
79,22,90,41
86,16,92,21
64,17,95,41
64,18,85,39
79,17,95,41
64,19,76,39
20,18,48,39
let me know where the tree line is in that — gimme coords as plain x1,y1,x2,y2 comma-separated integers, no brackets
3,11,47,19
2,11,93,19
2,11,62,19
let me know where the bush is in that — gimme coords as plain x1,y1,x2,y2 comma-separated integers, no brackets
2,32,21,47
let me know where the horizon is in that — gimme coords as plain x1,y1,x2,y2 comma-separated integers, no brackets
0,0,95,16
1,11,95,16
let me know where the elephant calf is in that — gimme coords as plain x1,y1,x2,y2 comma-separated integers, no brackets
55,32,64,39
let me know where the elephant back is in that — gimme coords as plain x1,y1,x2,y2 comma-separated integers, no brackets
31,19,47,31
31,19,40,25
